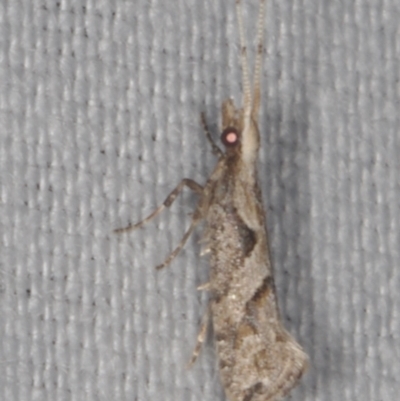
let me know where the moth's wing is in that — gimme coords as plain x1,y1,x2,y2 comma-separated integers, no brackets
217,274,308,401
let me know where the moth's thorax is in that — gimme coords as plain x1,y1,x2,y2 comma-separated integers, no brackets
203,150,269,300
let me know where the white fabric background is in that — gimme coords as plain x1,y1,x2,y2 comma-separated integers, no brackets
1,0,399,400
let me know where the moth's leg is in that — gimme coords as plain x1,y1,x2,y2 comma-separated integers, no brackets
115,178,203,233
155,209,202,270
187,304,212,367
197,282,211,291
201,113,223,157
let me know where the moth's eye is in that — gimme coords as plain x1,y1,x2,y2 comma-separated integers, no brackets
221,127,240,147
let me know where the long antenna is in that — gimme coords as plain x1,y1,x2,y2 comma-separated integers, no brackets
236,0,252,116
252,0,266,119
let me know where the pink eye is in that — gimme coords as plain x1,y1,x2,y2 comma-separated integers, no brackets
221,127,240,147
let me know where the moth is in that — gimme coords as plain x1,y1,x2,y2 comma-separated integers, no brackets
116,0,308,400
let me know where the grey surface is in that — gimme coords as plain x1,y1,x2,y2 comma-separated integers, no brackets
1,0,400,400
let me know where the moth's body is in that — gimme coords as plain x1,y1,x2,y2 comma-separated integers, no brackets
197,100,308,401
116,0,308,400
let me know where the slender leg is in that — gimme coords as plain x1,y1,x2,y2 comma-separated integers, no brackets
197,282,211,291
187,305,211,368
155,210,202,270
114,178,203,233
201,113,223,157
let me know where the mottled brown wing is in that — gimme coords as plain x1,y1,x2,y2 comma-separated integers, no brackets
213,274,308,401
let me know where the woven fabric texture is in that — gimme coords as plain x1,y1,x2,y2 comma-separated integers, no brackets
1,1,399,400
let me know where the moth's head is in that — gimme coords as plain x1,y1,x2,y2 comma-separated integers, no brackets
221,99,243,155
221,126,240,153
221,98,259,164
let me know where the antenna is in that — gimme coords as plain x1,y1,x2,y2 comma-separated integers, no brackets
235,0,266,120
236,0,252,116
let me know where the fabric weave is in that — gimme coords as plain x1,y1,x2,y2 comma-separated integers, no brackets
0,1,399,400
